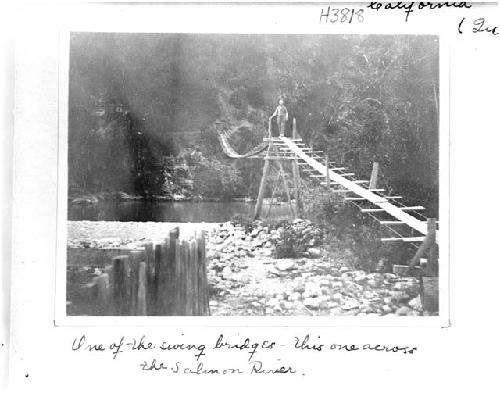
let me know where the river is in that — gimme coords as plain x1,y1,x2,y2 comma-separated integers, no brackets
68,201,297,222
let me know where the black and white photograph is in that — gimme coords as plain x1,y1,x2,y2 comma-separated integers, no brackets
7,1,500,393
64,32,441,318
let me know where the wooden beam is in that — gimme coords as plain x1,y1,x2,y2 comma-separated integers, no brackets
253,158,270,220
369,162,379,190
362,206,424,213
409,218,438,271
381,237,425,242
320,180,369,185
277,160,296,219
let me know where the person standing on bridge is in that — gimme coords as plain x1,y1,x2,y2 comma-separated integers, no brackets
270,98,288,137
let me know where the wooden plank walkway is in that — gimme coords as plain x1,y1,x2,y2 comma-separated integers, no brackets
280,136,439,244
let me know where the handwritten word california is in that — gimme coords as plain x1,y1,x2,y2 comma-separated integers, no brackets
366,2,472,22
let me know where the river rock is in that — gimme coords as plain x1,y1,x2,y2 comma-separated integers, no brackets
307,247,321,258
289,292,302,301
319,278,330,287
389,291,410,303
341,299,360,310
382,305,393,314
71,195,99,205
395,306,411,316
221,266,232,278
408,296,422,310
275,260,296,271
98,237,122,247
332,292,343,301
303,297,321,309
304,282,322,298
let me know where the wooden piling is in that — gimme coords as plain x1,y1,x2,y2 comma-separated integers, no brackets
325,155,331,189
156,241,170,315
94,273,110,315
254,158,270,220
167,228,179,315
153,244,162,315
137,262,147,316
291,118,302,216
196,230,209,315
277,160,295,218
369,162,379,190
111,255,130,315
144,243,155,315
190,239,199,315
129,250,143,315
183,240,193,315
71,225,210,316
420,218,439,313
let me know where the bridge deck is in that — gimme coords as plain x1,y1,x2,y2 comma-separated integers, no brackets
280,136,439,244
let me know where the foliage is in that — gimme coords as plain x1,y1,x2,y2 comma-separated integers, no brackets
189,151,243,199
302,186,415,271
272,221,322,259
69,33,439,210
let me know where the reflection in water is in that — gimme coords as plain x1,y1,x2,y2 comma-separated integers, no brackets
68,201,296,223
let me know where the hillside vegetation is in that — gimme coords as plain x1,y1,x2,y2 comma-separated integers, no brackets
69,33,438,213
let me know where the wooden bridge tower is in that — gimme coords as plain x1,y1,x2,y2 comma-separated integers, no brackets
253,118,303,220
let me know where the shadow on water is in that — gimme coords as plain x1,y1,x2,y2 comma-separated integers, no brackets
68,201,296,223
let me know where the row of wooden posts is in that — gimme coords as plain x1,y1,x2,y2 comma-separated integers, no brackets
85,228,209,316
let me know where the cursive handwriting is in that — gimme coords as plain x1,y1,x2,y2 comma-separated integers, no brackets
459,17,499,36
367,2,472,22
139,360,296,375
213,334,276,361
71,334,418,376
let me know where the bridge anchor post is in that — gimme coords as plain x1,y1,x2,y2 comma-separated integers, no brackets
254,158,270,220
291,118,303,216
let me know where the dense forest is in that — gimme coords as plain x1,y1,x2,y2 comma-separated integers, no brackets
68,33,439,214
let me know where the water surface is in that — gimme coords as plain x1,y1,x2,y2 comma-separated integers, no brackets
68,201,296,222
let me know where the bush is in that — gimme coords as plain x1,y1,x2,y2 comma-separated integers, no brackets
272,221,323,259
301,185,415,272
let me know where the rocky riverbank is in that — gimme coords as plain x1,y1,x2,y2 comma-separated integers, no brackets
68,219,428,316
70,191,191,205
205,221,424,316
